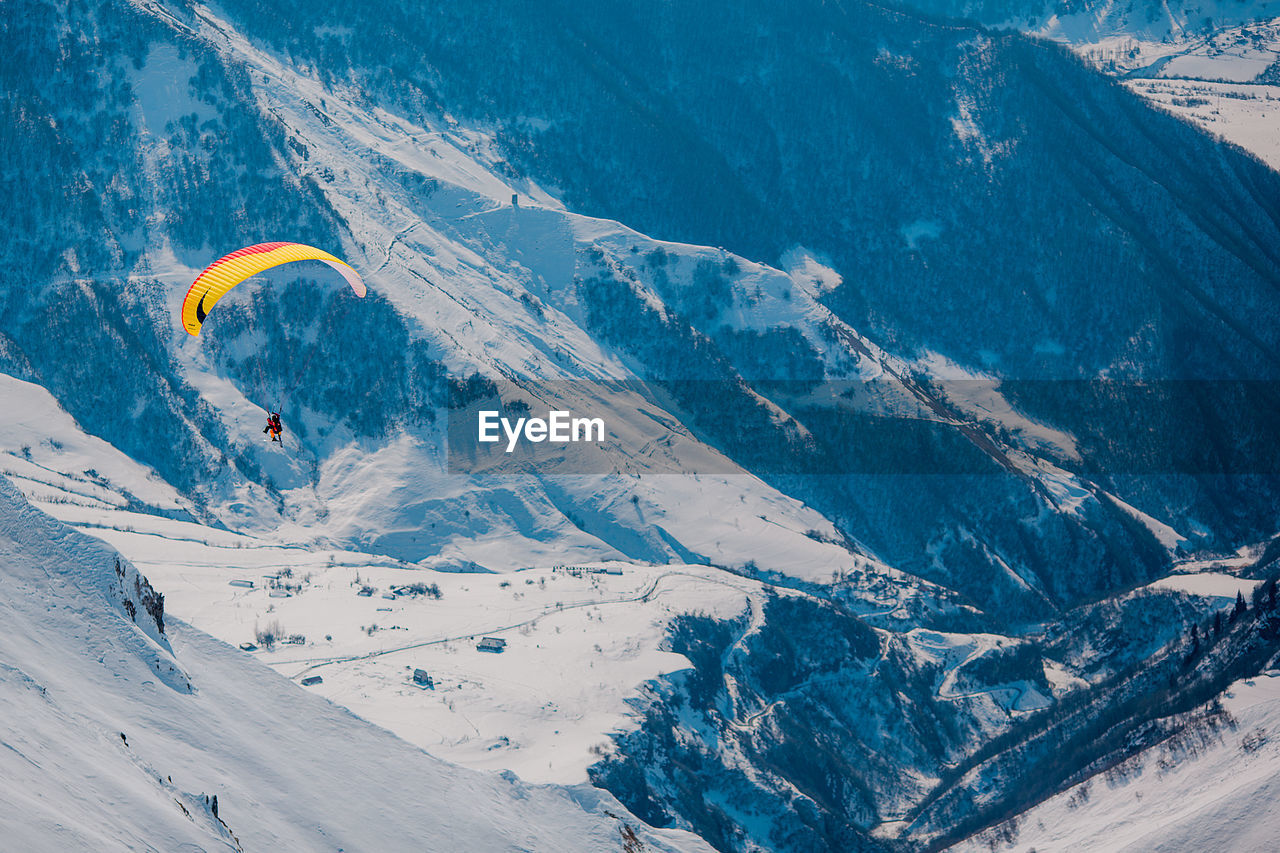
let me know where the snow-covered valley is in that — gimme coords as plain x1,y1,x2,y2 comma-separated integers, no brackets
0,372,764,786
0,469,711,851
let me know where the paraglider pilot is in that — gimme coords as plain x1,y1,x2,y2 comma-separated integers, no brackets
264,412,283,443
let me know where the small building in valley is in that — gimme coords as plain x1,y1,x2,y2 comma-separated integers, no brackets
476,637,507,653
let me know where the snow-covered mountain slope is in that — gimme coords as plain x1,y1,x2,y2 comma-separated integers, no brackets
111,0,897,592
1121,77,1280,168
5,0,1280,850
0,372,199,525
0,472,711,852
897,582,1280,849
897,1,1275,40
950,671,1280,852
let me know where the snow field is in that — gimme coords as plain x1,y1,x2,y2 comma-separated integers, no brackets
1125,79,1280,169
123,543,763,785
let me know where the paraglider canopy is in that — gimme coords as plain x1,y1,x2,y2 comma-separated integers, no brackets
181,242,365,336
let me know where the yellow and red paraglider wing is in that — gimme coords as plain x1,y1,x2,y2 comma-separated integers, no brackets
181,242,366,336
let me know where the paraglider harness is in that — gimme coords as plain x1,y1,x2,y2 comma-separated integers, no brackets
264,412,283,444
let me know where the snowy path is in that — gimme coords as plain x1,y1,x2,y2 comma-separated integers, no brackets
282,571,676,677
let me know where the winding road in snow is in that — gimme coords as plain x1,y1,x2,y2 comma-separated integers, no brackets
277,568,763,680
